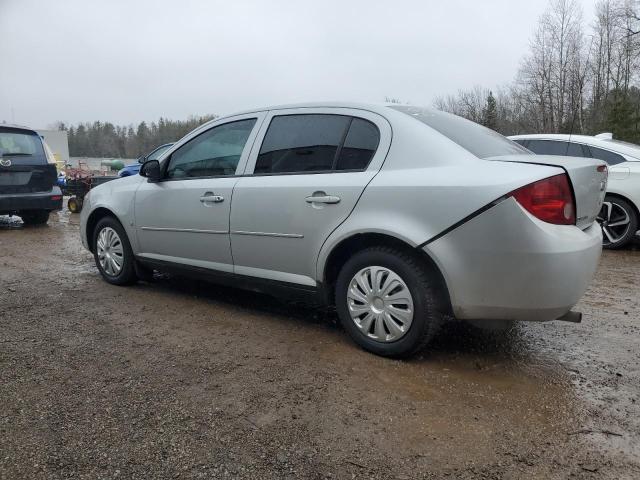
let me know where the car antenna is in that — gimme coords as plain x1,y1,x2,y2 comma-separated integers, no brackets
565,102,580,156
565,36,594,156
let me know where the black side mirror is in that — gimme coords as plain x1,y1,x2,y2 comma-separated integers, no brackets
140,159,162,182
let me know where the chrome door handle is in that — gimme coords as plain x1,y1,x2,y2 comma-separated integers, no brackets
200,194,224,203
305,195,341,204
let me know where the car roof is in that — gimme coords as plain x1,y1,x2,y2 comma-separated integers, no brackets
0,123,38,134
216,101,400,120
508,133,640,159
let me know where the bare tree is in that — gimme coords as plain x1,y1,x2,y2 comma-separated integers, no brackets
432,0,640,141
433,85,489,124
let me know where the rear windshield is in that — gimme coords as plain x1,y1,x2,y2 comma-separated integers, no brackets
390,106,530,159
0,128,47,165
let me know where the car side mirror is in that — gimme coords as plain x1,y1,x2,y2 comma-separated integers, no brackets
140,159,162,182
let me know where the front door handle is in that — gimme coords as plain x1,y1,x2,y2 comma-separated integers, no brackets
305,195,341,204
200,193,224,203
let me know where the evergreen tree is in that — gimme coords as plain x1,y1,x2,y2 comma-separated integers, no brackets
605,90,639,143
483,91,498,130
60,115,217,157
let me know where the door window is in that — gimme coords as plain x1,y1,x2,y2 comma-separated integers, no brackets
336,118,380,170
165,119,256,179
254,114,380,174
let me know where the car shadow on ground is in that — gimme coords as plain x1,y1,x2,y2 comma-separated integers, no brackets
142,271,534,361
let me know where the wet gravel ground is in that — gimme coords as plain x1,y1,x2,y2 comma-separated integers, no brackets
1,210,639,479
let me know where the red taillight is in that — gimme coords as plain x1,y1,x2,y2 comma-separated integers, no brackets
51,195,62,201
509,174,575,225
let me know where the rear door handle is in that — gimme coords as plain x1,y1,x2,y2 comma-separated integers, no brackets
200,193,224,203
305,195,341,204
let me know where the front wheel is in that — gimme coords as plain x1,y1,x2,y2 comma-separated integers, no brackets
598,196,638,249
335,246,444,358
92,217,137,285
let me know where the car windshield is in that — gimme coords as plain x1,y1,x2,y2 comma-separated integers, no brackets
0,128,47,165
389,105,530,159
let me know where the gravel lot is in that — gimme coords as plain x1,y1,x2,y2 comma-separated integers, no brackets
1,209,639,479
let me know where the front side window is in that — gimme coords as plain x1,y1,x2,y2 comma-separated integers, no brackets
0,128,47,165
526,140,586,157
148,143,173,161
166,119,256,179
585,145,626,165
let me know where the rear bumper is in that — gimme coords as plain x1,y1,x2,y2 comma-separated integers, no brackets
0,187,63,214
426,197,602,322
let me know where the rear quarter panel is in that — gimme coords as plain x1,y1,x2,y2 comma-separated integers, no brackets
316,142,562,283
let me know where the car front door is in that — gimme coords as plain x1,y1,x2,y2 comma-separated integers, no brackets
134,114,263,271
229,108,391,286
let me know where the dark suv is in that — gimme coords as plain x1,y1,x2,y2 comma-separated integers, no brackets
0,125,63,224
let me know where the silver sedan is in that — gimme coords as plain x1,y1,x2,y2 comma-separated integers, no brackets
80,103,606,357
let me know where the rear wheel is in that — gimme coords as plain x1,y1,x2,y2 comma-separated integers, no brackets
335,246,444,357
93,217,137,285
20,210,49,225
598,196,638,249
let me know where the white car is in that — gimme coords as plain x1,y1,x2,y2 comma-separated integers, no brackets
79,103,606,357
509,133,640,249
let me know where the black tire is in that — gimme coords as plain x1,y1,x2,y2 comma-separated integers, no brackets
335,246,445,358
67,197,82,213
20,210,50,225
600,195,638,250
92,216,138,285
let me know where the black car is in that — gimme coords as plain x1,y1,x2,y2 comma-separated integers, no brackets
0,125,63,224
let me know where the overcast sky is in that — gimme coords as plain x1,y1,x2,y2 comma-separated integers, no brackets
0,0,595,128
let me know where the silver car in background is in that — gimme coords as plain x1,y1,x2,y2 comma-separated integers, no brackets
79,103,607,357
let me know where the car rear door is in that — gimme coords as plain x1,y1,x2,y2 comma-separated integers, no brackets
134,114,264,271
229,108,391,286
0,127,56,195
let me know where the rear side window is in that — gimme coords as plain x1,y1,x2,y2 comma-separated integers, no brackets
0,128,47,165
526,140,586,157
336,118,380,170
254,114,379,174
585,145,626,165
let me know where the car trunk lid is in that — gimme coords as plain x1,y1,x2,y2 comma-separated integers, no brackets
487,154,608,230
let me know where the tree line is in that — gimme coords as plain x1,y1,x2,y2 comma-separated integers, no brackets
434,0,640,142
57,115,216,158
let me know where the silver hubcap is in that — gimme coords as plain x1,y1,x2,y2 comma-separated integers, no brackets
347,266,414,343
96,227,124,276
597,202,631,245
